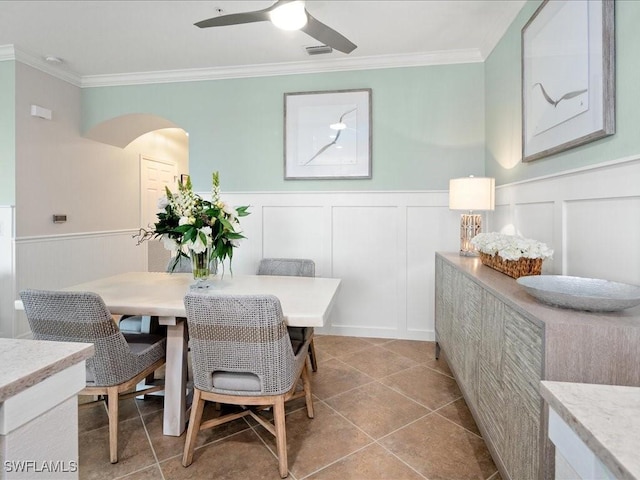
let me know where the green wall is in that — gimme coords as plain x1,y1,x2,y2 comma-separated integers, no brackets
485,0,640,184
82,64,485,192
0,60,15,204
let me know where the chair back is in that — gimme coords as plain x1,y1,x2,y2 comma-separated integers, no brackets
167,255,192,273
257,258,315,277
20,289,148,387
184,293,297,396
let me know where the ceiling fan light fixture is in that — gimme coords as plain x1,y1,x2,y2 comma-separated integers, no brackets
270,1,307,31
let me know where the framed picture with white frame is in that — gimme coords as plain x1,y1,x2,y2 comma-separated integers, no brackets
521,0,615,162
284,89,372,179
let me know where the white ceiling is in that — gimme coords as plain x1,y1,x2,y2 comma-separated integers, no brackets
0,1,525,86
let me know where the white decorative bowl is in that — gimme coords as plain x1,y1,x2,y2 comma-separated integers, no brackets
516,275,640,312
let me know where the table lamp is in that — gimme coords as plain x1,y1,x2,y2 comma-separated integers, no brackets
449,176,495,256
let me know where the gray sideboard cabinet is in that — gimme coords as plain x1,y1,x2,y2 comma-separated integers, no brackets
434,252,640,480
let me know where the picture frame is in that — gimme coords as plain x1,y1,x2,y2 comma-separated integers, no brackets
521,0,615,162
284,88,372,179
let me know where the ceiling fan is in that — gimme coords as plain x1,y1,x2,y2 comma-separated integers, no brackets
194,0,357,54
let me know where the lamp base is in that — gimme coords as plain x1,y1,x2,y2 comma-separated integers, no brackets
459,213,482,256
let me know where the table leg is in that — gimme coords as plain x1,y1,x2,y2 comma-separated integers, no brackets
159,316,188,436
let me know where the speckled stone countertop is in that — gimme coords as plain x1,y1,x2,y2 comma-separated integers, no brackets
541,381,640,480
0,338,94,403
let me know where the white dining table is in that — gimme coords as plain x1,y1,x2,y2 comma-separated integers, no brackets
16,271,341,436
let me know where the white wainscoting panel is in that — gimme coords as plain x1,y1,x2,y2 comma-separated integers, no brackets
407,206,459,334
13,158,638,341
565,196,640,284
514,201,555,273
14,230,146,338
262,206,326,276
493,156,640,286
223,191,455,340
331,206,399,335
0,206,15,338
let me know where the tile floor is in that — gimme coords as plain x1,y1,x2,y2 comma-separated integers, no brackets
78,336,501,480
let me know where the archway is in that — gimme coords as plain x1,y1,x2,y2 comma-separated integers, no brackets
87,113,190,272
84,113,181,148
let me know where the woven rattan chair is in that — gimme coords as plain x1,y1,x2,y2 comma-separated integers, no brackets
20,289,166,464
182,293,314,478
257,258,318,372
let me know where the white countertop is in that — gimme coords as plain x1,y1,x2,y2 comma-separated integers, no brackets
0,338,94,403
541,381,640,480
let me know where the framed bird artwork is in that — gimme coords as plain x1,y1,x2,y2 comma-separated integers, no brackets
521,0,615,162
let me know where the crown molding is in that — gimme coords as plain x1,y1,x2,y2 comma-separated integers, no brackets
0,44,82,87
0,44,15,62
3,42,484,89
81,48,484,88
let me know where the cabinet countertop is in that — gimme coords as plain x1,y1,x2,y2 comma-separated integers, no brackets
0,338,94,403
436,252,640,330
541,381,640,480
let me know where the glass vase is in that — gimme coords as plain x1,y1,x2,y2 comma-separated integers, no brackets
190,246,213,288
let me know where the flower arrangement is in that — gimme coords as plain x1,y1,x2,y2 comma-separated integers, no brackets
135,172,249,274
471,232,553,261
471,233,553,278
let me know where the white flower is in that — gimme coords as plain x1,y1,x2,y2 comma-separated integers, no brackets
179,216,195,226
471,233,553,260
157,196,169,209
186,227,213,255
162,235,178,252
222,203,237,218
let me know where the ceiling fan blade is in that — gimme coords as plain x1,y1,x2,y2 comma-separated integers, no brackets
300,13,357,54
195,6,273,28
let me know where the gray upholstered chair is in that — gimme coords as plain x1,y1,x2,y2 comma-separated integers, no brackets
257,258,318,372
182,293,314,478
119,255,192,333
20,289,166,464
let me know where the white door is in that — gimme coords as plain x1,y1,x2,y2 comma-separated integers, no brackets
141,156,177,228
140,156,177,271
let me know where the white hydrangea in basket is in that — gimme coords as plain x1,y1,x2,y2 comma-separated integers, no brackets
471,233,553,278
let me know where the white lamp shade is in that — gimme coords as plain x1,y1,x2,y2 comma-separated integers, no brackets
449,177,495,211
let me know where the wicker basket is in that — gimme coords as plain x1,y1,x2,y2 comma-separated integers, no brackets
479,252,543,279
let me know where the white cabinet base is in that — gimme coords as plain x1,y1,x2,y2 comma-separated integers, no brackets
549,408,615,480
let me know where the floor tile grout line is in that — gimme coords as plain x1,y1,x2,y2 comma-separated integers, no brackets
135,399,166,480
81,338,496,479
315,395,435,480
296,441,377,480
431,396,486,439
372,439,431,480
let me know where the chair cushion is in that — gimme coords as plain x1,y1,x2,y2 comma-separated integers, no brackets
123,333,166,355
212,371,261,392
119,316,143,333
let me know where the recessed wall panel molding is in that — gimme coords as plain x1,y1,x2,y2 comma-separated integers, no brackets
407,206,458,334
493,157,640,282
332,206,399,332
224,190,453,340
565,197,640,285
14,230,146,338
262,206,325,275
514,201,555,273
